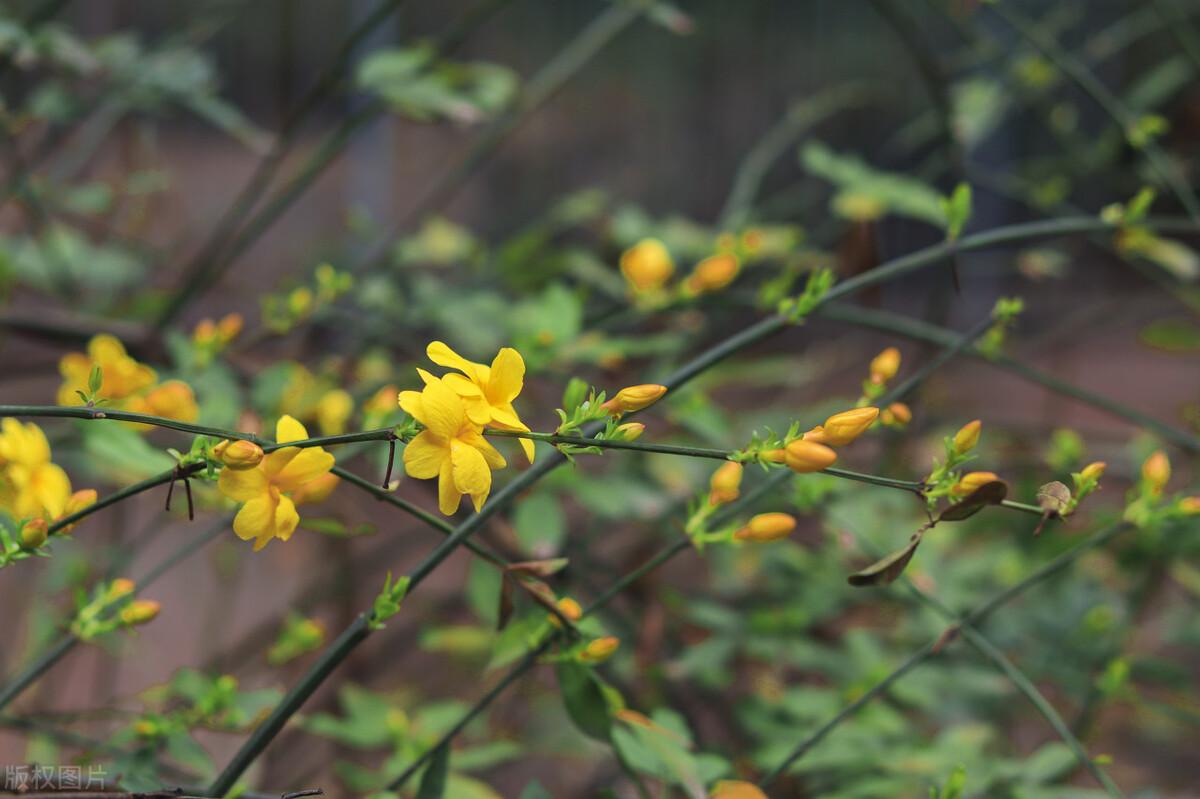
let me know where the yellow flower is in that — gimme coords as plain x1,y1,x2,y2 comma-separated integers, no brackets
57,488,98,533
710,781,768,799
425,342,535,464
141,380,199,423
600,384,667,416
364,384,400,418
709,461,743,506
315,389,354,436
620,238,674,293
1179,497,1200,515
951,470,1000,496
218,415,335,551
734,512,796,542
953,420,982,455
400,375,507,516
783,439,837,473
1142,450,1170,494
57,335,157,406
804,407,879,447
290,472,340,505
869,347,901,384
0,419,72,519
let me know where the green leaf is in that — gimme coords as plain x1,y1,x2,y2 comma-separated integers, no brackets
555,662,613,742
802,141,946,226
847,533,923,587
415,742,450,799
1140,318,1200,352
941,183,972,240
512,493,567,556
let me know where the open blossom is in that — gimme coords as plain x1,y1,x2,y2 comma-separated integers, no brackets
620,238,674,293
0,419,72,520
400,375,507,516
426,341,535,464
218,415,336,551
57,334,198,425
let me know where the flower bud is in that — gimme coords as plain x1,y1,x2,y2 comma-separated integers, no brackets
57,489,98,533
217,313,244,343
760,448,787,464
290,472,340,506
1142,450,1170,494
1178,497,1200,515
192,318,217,346
813,407,879,447
709,461,743,506
120,599,160,626
710,781,769,799
951,470,1000,496
549,597,583,628
615,422,645,441
218,439,265,470
19,518,48,549
869,347,901,383
600,384,667,415
110,578,135,598
143,380,199,423
734,512,796,543
579,636,620,664
880,402,912,426
684,253,740,294
784,439,837,473
1080,461,1106,482
952,420,982,455
619,239,674,292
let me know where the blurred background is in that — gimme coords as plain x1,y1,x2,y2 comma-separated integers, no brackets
1,1,1199,797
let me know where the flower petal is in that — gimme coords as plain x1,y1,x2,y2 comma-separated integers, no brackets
437,458,460,516
219,466,269,502
518,437,535,464
427,341,481,380
464,398,492,426
403,431,448,479
276,414,310,444
273,448,335,492
443,373,484,397
450,438,491,500
274,494,300,541
233,494,276,543
33,464,71,518
398,390,424,423
459,428,507,470
487,347,525,404
420,377,465,439
488,404,524,430
263,447,300,479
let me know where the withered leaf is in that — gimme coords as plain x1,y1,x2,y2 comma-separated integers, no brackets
937,480,1008,522
497,574,515,631
1036,481,1071,514
505,558,569,578
847,533,923,587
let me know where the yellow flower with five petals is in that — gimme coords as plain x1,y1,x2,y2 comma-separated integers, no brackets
425,341,535,463
0,419,72,520
217,415,336,551
400,374,507,516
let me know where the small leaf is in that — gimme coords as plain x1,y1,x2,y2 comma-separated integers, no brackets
847,533,922,587
415,742,450,799
937,480,1008,522
555,662,613,741
88,364,103,395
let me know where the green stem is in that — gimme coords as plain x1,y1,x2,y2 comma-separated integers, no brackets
757,521,1132,787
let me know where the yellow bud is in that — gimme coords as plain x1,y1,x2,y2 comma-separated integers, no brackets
217,313,244,343
734,512,796,543
1080,461,1106,482
120,599,161,626
192,318,217,346
143,380,199,423
1179,497,1200,515
290,472,339,506
715,232,737,252
951,470,1000,496
1142,450,1170,494
616,422,645,441
57,488,98,533
218,439,265,470
869,347,901,383
953,420,982,455
600,384,667,415
549,597,583,628
619,239,674,292
881,401,912,426
709,461,743,506
110,578,135,598
784,439,837,473
288,286,314,317
741,228,764,254
710,781,769,799
760,448,787,464
20,518,48,549
684,253,740,294
816,407,879,447
579,636,620,664
133,719,159,738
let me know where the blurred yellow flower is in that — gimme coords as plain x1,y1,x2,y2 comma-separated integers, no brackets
709,461,743,506
709,781,768,799
57,334,156,406
684,252,740,295
620,238,674,293
315,389,354,435
400,375,507,516
1142,450,1170,495
218,415,335,551
869,347,901,384
0,419,72,520
426,341,535,464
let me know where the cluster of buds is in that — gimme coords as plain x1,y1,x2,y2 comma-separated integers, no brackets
70,578,160,640
619,237,746,304
262,263,354,334
192,313,244,366
750,406,879,475
862,347,912,429
1125,449,1200,528
923,420,1002,507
